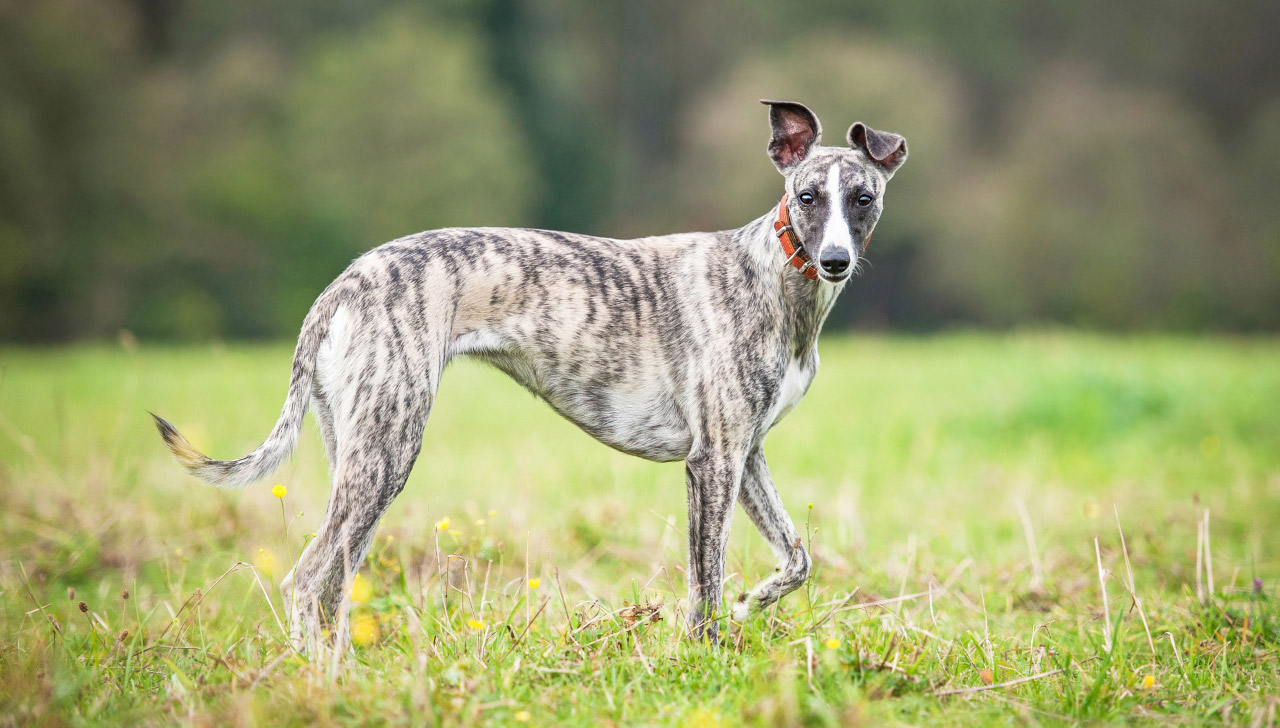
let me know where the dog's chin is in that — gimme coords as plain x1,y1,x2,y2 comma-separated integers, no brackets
817,271,852,284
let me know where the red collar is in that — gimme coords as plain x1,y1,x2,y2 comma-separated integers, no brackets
773,194,818,280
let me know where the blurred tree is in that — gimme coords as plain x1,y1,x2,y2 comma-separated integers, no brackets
923,64,1264,329
1,0,1278,339
132,8,537,338
0,0,147,340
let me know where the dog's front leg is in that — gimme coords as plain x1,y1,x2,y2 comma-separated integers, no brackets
732,448,811,622
683,446,746,643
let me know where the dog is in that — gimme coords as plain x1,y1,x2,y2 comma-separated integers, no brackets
153,99,907,648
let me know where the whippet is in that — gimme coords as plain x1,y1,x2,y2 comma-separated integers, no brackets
153,100,907,647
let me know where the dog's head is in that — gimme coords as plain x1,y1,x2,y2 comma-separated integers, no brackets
762,100,907,283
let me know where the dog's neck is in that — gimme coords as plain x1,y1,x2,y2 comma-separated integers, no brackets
740,209,844,361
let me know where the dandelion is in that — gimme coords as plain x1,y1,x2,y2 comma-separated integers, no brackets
528,578,541,590
272,484,287,499
824,637,840,650
435,516,451,532
807,503,814,510
349,573,373,604
351,613,379,646
1142,674,1155,689
467,619,486,631
488,510,497,518
514,710,531,722
449,528,462,539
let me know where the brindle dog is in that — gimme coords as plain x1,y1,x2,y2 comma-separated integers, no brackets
153,100,907,649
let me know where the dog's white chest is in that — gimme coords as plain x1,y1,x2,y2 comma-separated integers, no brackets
769,357,815,426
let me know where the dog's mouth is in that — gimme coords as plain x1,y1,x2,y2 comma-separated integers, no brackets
817,270,852,284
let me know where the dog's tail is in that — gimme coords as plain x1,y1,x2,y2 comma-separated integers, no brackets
151,276,355,488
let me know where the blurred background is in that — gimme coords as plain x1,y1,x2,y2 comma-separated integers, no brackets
2,0,1278,342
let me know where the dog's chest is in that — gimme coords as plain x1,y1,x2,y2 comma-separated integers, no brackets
768,356,817,427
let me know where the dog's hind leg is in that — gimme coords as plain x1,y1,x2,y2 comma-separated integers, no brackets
731,448,811,621
284,320,448,652
285,385,434,650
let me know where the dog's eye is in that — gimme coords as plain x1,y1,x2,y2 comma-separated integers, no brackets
856,193,874,207
798,192,815,206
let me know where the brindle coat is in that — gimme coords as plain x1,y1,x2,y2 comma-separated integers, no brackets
153,100,907,648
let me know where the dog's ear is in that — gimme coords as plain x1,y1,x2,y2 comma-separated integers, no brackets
847,122,907,176
761,100,822,174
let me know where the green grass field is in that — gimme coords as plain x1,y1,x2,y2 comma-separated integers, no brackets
1,333,1278,726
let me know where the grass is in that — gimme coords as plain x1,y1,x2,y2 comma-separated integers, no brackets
1,331,1278,726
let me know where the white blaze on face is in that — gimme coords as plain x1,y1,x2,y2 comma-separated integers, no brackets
819,162,854,262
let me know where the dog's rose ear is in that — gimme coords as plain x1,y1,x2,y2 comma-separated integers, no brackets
762,100,822,174
847,122,907,176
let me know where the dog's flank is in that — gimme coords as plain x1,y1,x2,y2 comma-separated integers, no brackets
153,99,906,649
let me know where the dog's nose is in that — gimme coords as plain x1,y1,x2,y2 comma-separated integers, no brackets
819,249,851,276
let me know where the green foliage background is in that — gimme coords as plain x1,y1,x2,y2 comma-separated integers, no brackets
2,0,1278,340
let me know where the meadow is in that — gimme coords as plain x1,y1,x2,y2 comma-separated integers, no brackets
1,332,1277,726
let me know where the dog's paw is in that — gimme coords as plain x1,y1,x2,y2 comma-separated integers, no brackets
730,592,751,624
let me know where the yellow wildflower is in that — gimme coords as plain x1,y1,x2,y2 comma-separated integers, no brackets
1142,674,1155,689
271,484,287,499
435,517,451,532
824,637,840,650
467,619,486,631
349,573,373,604
254,548,276,577
528,578,541,589
351,613,379,646
488,510,497,518
514,710,531,722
